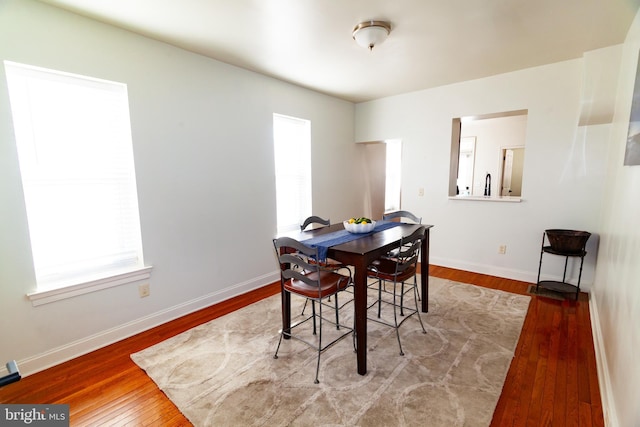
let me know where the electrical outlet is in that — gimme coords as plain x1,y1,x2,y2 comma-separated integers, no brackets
418,187,424,196
498,245,507,254
138,283,150,298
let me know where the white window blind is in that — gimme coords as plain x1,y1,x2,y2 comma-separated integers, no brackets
4,61,144,291
273,113,311,234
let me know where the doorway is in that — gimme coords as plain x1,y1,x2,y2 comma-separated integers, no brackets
500,147,524,196
357,139,402,219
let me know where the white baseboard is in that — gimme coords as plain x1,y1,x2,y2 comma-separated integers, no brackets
430,256,537,283
430,256,594,291
14,271,280,377
589,293,618,427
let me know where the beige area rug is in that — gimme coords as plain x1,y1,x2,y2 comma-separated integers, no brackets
131,276,530,426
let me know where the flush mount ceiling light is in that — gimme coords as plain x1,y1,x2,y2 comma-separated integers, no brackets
352,20,391,51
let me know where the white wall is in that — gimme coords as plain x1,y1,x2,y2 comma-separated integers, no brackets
355,54,615,286
0,0,363,375
590,9,640,427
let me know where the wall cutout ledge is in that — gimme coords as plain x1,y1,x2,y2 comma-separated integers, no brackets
449,196,522,203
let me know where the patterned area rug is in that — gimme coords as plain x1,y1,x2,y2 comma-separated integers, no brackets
131,276,530,426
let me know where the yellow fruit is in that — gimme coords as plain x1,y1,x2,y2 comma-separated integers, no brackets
348,218,355,224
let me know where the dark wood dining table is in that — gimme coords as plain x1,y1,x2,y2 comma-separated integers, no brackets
278,222,434,375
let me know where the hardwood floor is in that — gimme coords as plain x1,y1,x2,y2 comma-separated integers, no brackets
429,266,604,427
0,266,603,426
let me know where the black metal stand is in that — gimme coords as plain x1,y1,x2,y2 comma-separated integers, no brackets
0,360,20,387
536,233,586,301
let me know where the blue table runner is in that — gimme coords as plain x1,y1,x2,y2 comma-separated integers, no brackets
301,220,402,261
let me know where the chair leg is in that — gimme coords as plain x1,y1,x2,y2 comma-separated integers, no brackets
377,279,383,318
411,278,427,335
392,281,404,356
301,298,308,315
311,301,317,335
352,327,357,353
273,329,284,360
314,300,323,384
334,293,340,330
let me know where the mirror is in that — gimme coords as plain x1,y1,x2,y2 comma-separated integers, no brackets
449,110,528,198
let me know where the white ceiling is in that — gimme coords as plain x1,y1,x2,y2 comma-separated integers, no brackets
38,0,640,103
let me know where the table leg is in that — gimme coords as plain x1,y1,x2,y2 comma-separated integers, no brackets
353,258,368,375
277,252,293,339
421,228,430,313
281,285,291,339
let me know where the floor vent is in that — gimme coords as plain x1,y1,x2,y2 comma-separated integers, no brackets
526,284,566,301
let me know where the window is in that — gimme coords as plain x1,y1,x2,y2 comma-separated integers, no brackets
5,61,147,299
273,113,311,233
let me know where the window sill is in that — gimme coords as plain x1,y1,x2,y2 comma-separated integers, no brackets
448,195,522,203
27,266,153,307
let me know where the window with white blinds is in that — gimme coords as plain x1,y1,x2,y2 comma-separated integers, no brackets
273,113,312,234
4,61,145,293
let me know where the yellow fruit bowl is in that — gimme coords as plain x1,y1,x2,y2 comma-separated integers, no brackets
343,220,376,233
